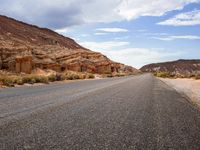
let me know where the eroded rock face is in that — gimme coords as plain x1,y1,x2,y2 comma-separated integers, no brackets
0,15,139,74
15,56,33,74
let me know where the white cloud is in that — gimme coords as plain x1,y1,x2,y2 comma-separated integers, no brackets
137,29,148,32
152,35,200,41
55,28,70,34
102,48,182,68
80,41,129,50
118,0,200,20
114,36,130,40
80,40,181,68
158,10,200,26
96,28,128,33
94,33,108,35
1,0,199,28
80,34,90,37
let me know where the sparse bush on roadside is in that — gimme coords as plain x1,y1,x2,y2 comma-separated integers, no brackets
48,74,57,82
22,76,35,84
154,71,200,79
80,74,86,79
15,78,23,85
195,74,200,80
106,74,114,78
22,75,49,84
114,73,126,77
102,73,126,78
55,73,66,81
153,72,175,78
38,76,49,84
86,73,95,79
0,76,15,87
66,73,80,80
73,74,81,80
0,75,24,87
189,74,196,78
0,71,96,87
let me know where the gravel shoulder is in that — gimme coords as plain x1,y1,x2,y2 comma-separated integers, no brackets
160,78,200,107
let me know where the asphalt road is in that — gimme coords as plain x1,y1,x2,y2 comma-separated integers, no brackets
1,74,200,150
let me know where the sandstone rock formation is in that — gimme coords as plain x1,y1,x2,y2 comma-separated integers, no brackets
0,15,139,74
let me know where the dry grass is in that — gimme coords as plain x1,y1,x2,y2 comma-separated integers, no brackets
153,72,200,80
101,72,136,78
0,71,95,87
195,74,200,80
153,72,175,78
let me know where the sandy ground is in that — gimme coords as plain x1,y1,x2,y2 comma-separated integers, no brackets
160,78,200,107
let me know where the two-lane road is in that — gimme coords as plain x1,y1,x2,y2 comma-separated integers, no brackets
1,74,200,149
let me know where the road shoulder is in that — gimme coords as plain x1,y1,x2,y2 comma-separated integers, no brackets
159,78,200,108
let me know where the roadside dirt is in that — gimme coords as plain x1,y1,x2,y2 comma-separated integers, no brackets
160,78,200,107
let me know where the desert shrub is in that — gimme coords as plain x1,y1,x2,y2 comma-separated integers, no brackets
0,76,14,86
15,77,23,85
189,74,196,78
153,72,174,78
65,74,73,80
114,73,126,77
65,72,82,80
55,73,66,81
195,74,200,80
22,75,35,84
106,74,114,78
48,74,57,82
73,74,80,80
22,75,49,84
80,74,86,79
86,73,95,79
38,76,49,83
22,76,33,84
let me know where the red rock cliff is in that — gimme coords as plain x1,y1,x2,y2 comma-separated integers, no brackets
0,15,139,74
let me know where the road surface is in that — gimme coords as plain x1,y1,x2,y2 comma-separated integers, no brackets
1,74,200,150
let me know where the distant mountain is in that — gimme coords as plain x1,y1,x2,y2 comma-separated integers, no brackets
140,59,200,76
0,15,139,74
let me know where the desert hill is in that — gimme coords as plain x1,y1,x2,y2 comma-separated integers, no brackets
0,15,138,74
140,59,200,76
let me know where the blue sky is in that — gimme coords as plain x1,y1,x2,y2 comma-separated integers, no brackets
1,0,200,68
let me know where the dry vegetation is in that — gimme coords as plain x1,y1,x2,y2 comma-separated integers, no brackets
101,72,139,78
153,71,200,80
0,71,95,87
0,69,139,88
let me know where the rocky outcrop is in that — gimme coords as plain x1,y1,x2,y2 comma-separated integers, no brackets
15,56,33,74
0,15,139,74
140,59,200,76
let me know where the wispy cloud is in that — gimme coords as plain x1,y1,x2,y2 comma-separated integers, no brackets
80,34,90,37
80,40,182,68
1,0,199,29
101,48,182,68
114,36,130,40
55,28,70,34
118,0,200,20
96,28,128,33
80,41,129,50
137,29,147,32
158,10,200,26
94,32,108,36
152,35,200,41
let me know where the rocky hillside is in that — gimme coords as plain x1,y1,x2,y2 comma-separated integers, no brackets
0,15,139,74
140,59,200,76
